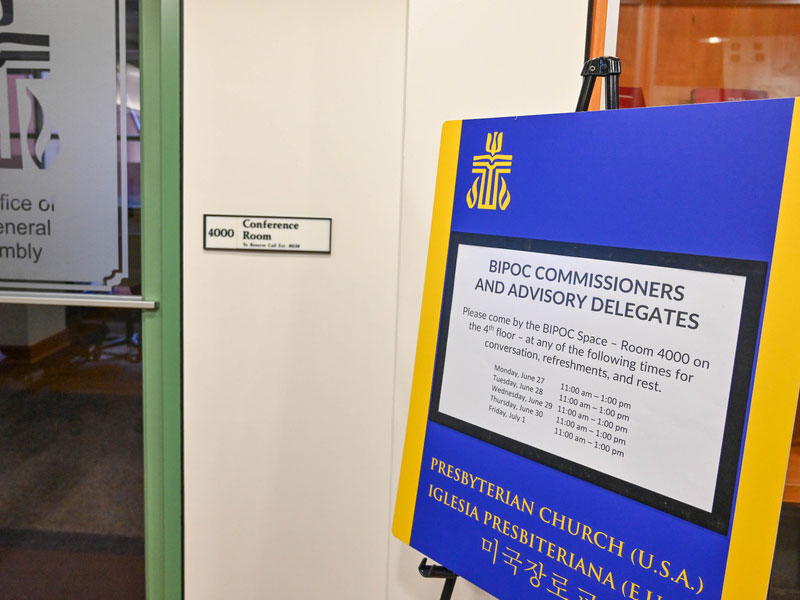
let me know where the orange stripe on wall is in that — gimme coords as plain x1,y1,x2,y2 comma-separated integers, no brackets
589,0,609,111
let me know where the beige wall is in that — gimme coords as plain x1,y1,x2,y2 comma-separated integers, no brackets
183,1,406,597
183,1,601,598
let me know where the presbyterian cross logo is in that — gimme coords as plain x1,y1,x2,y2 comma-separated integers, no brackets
0,0,58,170
466,131,512,210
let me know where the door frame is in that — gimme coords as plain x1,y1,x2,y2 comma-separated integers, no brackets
141,0,182,598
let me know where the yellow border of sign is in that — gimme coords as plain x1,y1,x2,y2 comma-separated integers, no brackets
393,120,463,544
723,98,800,599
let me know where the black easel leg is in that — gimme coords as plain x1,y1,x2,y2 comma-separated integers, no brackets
440,576,457,600
605,73,620,109
576,76,596,112
419,558,459,599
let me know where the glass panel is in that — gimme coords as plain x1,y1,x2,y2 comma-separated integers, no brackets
0,306,144,597
0,0,141,293
617,3,800,597
0,1,145,596
617,0,800,108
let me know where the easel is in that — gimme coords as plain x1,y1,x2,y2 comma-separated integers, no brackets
417,55,621,600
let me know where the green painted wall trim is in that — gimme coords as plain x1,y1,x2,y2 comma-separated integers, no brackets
141,0,182,598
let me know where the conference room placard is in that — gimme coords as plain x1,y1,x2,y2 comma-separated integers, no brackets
394,99,800,600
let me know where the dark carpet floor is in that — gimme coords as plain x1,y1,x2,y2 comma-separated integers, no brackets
0,322,146,598
0,390,144,538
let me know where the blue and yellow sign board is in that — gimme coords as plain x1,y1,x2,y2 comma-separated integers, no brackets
394,99,800,600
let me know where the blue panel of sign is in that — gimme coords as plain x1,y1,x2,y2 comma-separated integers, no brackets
395,99,800,600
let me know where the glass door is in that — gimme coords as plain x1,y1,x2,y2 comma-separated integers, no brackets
0,0,181,597
616,0,800,108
